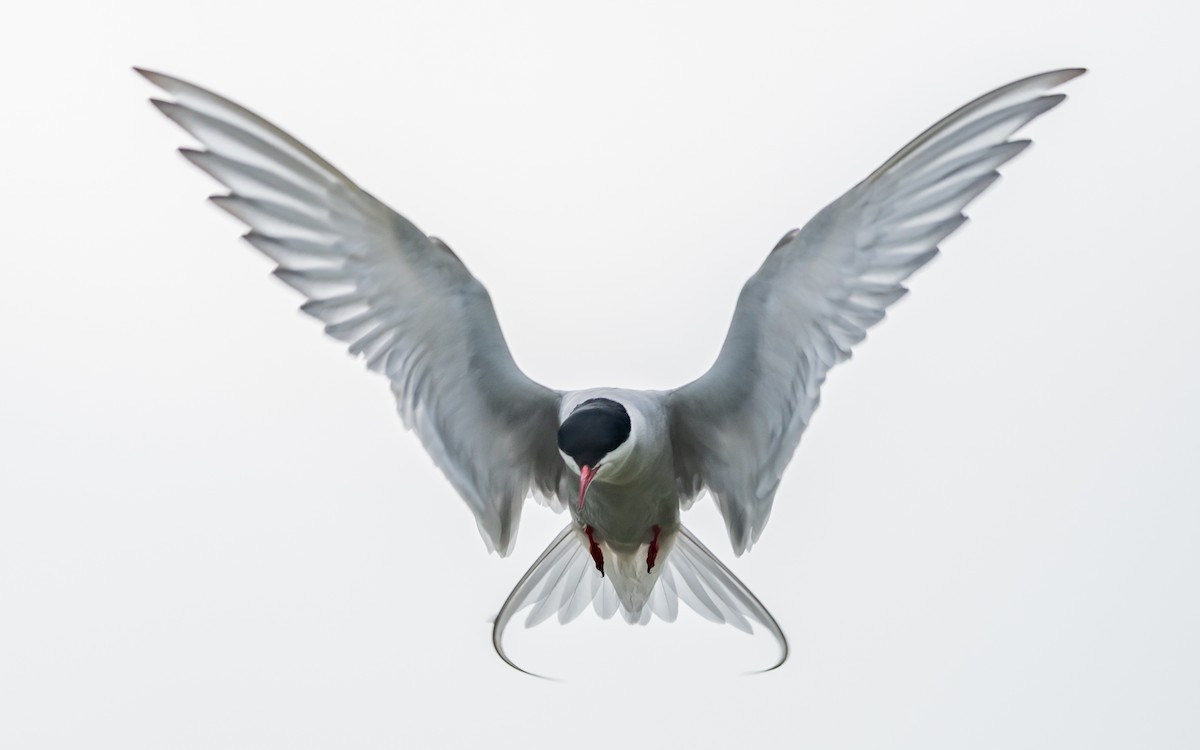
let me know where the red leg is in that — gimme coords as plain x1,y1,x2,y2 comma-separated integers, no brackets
646,525,662,573
584,525,604,577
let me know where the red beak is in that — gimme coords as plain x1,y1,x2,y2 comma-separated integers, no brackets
578,464,598,512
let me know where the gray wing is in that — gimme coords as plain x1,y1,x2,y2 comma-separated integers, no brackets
669,69,1084,555
139,69,564,555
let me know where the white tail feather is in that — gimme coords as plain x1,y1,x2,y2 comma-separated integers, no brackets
492,525,787,676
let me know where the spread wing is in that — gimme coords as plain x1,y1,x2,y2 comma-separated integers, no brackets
139,69,564,555
669,69,1084,555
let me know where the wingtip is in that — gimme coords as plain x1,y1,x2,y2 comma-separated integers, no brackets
136,68,209,102
134,66,171,89
1036,67,1087,88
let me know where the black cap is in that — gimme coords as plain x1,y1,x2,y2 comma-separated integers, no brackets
557,398,631,469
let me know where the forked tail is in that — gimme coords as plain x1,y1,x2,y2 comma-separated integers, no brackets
492,524,787,677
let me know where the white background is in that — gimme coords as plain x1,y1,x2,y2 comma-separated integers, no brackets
2,1,1197,748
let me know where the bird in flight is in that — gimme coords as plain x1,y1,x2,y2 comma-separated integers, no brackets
139,67,1083,676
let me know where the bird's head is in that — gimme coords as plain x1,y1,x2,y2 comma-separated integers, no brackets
557,397,633,512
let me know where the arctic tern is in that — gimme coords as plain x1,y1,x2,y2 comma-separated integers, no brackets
139,67,1083,675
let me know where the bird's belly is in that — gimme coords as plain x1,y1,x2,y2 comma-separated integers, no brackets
573,484,678,552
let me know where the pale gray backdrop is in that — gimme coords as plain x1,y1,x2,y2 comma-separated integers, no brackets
2,1,1197,748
